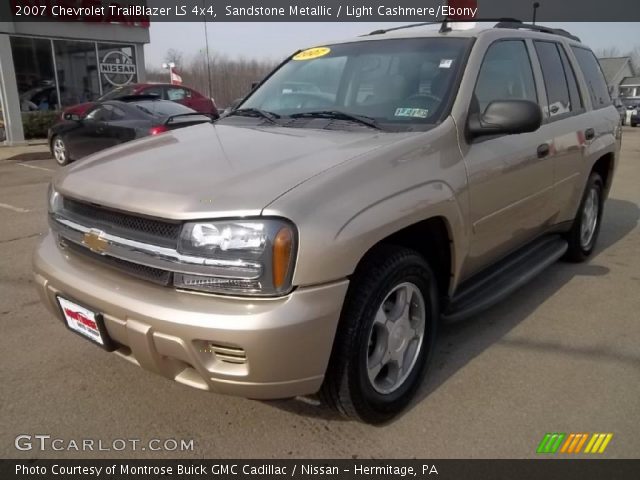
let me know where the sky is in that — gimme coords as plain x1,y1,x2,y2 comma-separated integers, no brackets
144,22,640,68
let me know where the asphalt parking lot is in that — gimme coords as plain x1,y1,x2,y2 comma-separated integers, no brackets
1,129,639,459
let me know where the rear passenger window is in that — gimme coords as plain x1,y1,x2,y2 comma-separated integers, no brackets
558,46,583,111
534,42,572,117
571,47,611,109
474,41,537,114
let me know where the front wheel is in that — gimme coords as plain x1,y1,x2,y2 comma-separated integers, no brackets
51,136,70,166
564,172,604,262
320,245,438,424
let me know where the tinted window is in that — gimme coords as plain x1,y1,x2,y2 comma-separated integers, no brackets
572,47,611,109
85,105,111,121
558,46,583,111
535,42,571,117
166,87,190,101
133,100,194,117
110,105,128,121
474,41,537,113
143,85,164,98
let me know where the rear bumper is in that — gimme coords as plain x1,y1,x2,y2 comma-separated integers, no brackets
33,234,349,399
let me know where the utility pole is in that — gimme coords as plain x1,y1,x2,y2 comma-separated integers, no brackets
203,0,213,99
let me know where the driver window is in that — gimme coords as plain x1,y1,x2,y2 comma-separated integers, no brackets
474,40,538,114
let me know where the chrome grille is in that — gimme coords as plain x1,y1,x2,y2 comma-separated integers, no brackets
62,198,181,248
63,240,172,286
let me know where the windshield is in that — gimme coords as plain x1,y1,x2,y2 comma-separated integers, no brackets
238,38,470,131
99,86,138,101
133,100,194,117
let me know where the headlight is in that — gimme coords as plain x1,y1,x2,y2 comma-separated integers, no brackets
176,219,296,296
48,184,62,213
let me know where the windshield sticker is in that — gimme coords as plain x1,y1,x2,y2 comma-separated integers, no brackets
395,108,429,119
293,47,331,61
439,59,454,69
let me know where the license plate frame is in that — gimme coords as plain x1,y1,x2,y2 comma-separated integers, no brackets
56,296,116,351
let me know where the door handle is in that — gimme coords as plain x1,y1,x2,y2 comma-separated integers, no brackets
585,128,595,141
537,143,550,158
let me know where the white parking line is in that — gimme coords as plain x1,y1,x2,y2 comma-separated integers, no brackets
17,163,54,172
0,202,30,213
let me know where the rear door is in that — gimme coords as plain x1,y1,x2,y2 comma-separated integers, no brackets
461,39,555,275
532,41,588,225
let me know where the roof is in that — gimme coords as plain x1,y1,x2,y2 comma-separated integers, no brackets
598,57,632,84
621,76,640,87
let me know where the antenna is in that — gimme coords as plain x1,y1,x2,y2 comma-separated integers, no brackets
532,2,540,25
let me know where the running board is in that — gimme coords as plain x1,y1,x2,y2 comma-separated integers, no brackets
442,235,568,324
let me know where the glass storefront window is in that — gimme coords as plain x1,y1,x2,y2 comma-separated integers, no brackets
10,37,57,112
54,40,100,108
98,43,138,96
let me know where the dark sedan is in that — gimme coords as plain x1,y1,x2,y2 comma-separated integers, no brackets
49,97,212,166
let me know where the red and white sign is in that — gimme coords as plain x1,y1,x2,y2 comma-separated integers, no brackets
58,297,105,345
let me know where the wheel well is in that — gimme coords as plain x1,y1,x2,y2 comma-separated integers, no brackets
592,153,615,194
374,217,452,297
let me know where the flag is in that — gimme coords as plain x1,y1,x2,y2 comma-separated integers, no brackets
170,67,183,85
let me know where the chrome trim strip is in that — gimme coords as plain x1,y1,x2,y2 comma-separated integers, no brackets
50,215,262,279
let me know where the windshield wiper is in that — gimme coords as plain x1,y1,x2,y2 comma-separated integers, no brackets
289,110,382,130
227,108,281,124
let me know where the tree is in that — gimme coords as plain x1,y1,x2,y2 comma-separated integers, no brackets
164,49,184,68
596,46,621,59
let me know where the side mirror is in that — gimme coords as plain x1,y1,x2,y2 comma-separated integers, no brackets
468,100,542,138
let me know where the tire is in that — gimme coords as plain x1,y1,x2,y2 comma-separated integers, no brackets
564,172,604,262
320,245,438,424
51,135,70,166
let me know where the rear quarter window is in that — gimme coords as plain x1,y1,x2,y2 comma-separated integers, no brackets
571,47,611,109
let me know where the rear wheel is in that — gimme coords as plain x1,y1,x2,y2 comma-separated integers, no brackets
52,136,70,166
564,172,604,262
320,245,438,424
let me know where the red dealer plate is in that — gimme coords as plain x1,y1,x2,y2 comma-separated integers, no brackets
57,297,115,351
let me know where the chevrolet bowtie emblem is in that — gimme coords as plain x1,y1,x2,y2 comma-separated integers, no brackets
83,229,108,255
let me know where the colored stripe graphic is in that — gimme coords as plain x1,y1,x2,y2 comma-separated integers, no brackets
585,433,614,454
541,433,614,454
537,433,565,453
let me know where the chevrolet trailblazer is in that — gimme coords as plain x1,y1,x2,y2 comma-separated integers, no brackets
34,20,620,423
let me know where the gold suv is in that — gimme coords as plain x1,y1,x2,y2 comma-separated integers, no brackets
34,21,620,424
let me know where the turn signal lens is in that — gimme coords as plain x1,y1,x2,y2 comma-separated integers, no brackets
272,227,293,289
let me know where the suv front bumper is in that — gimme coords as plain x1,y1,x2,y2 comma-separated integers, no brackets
33,234,348,399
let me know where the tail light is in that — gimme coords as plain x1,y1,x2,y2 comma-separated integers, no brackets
149,125,169,135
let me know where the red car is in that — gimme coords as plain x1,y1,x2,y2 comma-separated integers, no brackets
62,83,218,120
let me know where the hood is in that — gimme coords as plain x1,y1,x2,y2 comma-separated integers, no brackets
55,123,414,219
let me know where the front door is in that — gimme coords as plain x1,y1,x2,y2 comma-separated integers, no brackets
461,39,555,276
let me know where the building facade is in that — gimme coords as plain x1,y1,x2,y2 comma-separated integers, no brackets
1,15,149,144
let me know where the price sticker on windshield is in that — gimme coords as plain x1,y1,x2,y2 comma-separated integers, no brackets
293,47,331,60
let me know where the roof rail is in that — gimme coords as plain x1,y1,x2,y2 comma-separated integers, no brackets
366,18,522,36
494,21,581,42
367,22,441,36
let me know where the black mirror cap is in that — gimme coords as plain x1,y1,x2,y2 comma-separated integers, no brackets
468,100,543,138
